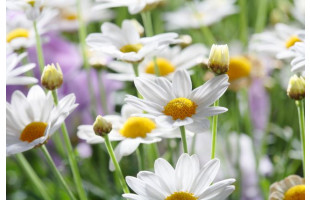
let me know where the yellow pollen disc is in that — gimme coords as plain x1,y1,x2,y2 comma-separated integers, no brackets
120,44,143,53
227,56,252,81
163,98,197,120
6,28,30,43
145,58,175,76
285,35,301,48
284,185,305,200
20,122,48,143
165,192,198,200
120,117,156,138
63,13,78,21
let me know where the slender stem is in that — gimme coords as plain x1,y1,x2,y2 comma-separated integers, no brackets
76,0,88,69
40,145,77,200
132,63,140,77
16,154,51,200
239,0,248,45
190,134,197,154
180,126,188,153
211,99,219,159
97,71,109,115
200,25,216,46
296,100,305,174
141,11,154,37
136,145,145,171
33,21,45,72
255,0,268,33
103,135,130,193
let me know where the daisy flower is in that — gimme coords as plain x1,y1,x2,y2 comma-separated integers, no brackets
289,42,305,73
125,69,229,133
106,44,208,81
6,85,78,156
163,0,238,30
7,0,46,21
6,52,38,85
269,175,305,200
77,104,179,170
86,20,178,63
6,9,58,51
249,23,305,59
123,153,236,200
93,0,163,15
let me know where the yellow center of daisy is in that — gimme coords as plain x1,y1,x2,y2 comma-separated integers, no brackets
163,98,197,120
63,13,78,21
145,58,175,76
120,44,143,53
285,35,301,48
165,192,198,200
6,28,30,43
284,185,305,200
120,117,156,138
20,122,48,143
227,56,252,81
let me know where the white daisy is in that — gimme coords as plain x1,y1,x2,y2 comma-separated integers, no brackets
163,0,238,30
93,0,163,15
6,52,38,85
249,23,305,59
77,104,179,170
6,9,58,51
269,175,304,200
123,153,236,200
6,85,78,156
106,44,208,81
291,0,305,25
86,20,178,62
125,69,229,133
289,42,305,73
7,0,45,21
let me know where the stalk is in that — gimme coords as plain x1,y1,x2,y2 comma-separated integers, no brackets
296,100,305,174
179,126,188,153
211,99,219,159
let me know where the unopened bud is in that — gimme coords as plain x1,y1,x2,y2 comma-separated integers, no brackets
41,63,63,90
208,44,229,75
93,115,112,136
287,75,305,100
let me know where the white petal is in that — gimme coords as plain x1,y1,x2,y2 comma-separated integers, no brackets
172,69,192,98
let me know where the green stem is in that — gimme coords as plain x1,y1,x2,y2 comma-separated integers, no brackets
76,0,88,69
33,21,45,72
103,135,130,193
136,145,145,170
141,11,154,37
200,25,216,46
16,154,51,200
296,100,305,174
190,134,197,154
40,145,77,200
180,126,188,154
97,71,109,115
211,99,219,159
255,0,268,33
239,0,248,45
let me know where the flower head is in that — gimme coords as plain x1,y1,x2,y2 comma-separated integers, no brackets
287,75,305,100
125,69,229,133
6,85,78,156
208,44,230,75
41,63,63,90
123,153,235,200
93,115,112,136
7,0,46,21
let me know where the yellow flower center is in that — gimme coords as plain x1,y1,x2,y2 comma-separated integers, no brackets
63,13,78,21
163,98,197,120
284,185,305,200
285,35,301,48
165,192,198,200
6,28,30,43
120,44,143,53
120,117,156,138
145,58,175,76
27,0,36,7
20,122,48,143
227,56,251,81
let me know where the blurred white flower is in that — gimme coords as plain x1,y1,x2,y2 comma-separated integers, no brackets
291,0,305,25
289,42,305,73
6,52,37,85
164,0,238,30
7,0,45,21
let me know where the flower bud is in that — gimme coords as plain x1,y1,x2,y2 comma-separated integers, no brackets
93,115,112,136
41,63,63,90
208,44,229,75
287,75,305,100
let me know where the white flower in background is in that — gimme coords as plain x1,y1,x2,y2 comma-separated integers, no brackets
6,85,78,156
123,153,236,200
125,69,229,133
45,0,114,31
77,104,179,170
164,0,238,30
94,0,163,15
6,52,37,85
290,42,305,73
291,0,305,25
249,23,305,59
106,44,208,81
269,175,304,200
6,9,58,50
7,0,46,21
86,20,178,62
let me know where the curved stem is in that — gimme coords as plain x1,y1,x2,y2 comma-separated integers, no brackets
103,135,130,194
40,145,77,200
180,126,188,154
296,100,305,174
211,99,219,159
